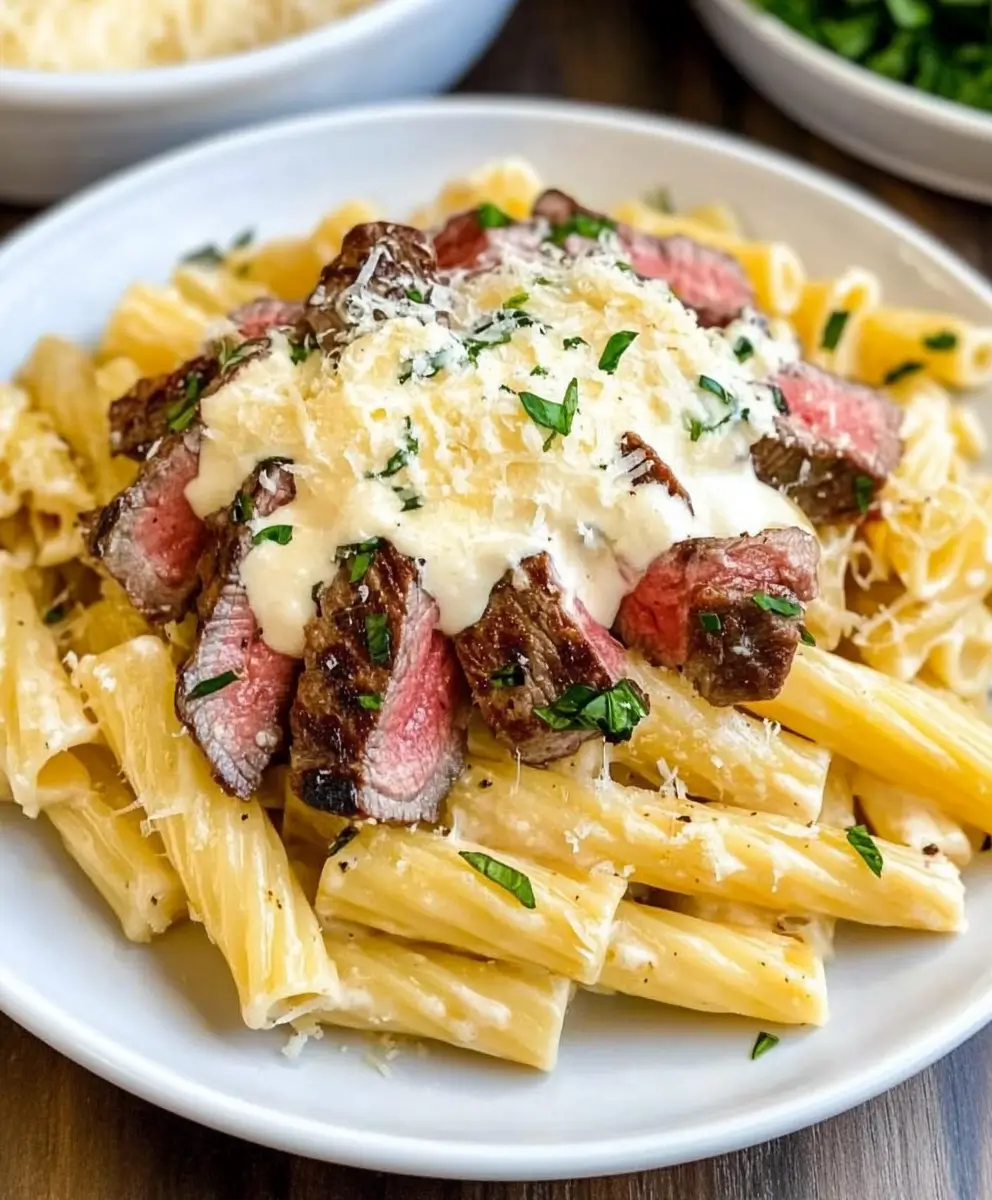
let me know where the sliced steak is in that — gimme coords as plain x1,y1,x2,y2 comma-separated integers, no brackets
433,208,547,274
532,189,754,327
175,460,299,799
108,300,306,461
619,431,694,512
454,553,641,764
751,362,904,522
291,541,468,823
306,222,440,349
82,427,207,622
109,354,219,461
614,528,820,706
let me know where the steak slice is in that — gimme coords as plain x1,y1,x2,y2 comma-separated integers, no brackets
454,553,639,764
109,354,220,461
433,209,547,274
83,427,207,622
751,362,904,522
305,222,440,348
175,460,299,799
108,299,306,461
619,431,694,512
291,541,468,823
532,189,754,327
614,528,820,706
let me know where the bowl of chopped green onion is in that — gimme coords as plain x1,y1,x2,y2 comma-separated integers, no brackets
694,0,992,202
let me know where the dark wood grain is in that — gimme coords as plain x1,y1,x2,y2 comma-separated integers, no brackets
2,1,991,1197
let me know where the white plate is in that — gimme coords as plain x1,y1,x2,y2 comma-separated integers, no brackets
694,0,992,204
1,98,992,1182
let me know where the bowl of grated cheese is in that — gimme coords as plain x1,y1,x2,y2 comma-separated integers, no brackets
0,0,518,203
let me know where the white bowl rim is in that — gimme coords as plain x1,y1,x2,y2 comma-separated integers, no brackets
0,0,451,106
700,0,992,136
1,94,991,1179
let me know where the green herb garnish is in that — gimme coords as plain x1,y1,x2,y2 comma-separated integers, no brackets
800,626,817,647
490,662,525,688
699,612,723,633
883,360,925,385
698,375,735,406
753,592,802,618
364,613,391,665
336,537,383,584
547,212,617,248
854,474,875,515
519,377,579,451
187,671,239,700
686,413,734,442
751,1032,780,1060
923,330,958,351
357,693,384,712
182,228,254,267
328,826,359,857
563,336,588,350
530,365,550,377
534,678,649,744
847,824,884,877
367,417,418,479
288,330,319,364
477,202,512,229
231,490,254,524
462,309,537,363
393,487,423,512
733,337,754,363
598,331,639,374
251,524,293,546
458,851,536,909
405,287,425,304
165,371,204,433
503,291,529,310
644,186,674,213
43,602,68,626
821,309,851,351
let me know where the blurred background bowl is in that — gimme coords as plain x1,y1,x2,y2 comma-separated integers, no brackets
0,0,518,203
694,0,992,204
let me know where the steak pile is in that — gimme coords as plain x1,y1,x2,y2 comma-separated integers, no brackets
614,528,820,706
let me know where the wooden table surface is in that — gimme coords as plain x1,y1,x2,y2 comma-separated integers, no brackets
2,2,991,1198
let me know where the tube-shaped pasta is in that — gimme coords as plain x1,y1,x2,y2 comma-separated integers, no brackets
598,901,827,1026
613,657,829,821
851,767,972,869
790,267,881,373
447,760,963,932
683,202,743,236
47,756,187,942
611,201,806,315
73,637,338,1028
854,308,992,389
0,557,98,814
315,822,625,985
318,923,572,1071
750,645,992,832
0,383,30,520
408,158,543,228
171,264,267,316
68,581,153,658
99,283,211,374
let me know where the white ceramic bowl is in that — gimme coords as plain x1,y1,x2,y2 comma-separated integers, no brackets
0,0,517,203
694,0,992,204
1,97,992,1181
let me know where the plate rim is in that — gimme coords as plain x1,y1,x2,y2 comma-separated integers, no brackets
1,95,991,1180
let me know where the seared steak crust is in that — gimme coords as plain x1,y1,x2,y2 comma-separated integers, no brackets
614,529,820,706
83,427,207,622
306,222,440,348
109,355,220,461
175,460,299,799
751,363,904,522
454,553,629,764
619,431,694,511
291,542,468,823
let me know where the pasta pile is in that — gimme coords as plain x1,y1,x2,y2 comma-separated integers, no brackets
2,158,992,1072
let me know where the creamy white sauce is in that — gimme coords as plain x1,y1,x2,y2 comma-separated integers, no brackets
187,250,807,657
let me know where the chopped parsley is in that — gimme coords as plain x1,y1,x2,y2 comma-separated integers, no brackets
288,330,320,364
769,385,789,414
698,612,723,633
462,309,538,363
534,678,649,744
598,330,639,374
458,851,536,909
217,336,266,374
530,365,550,377
733,337,754,363
181,227,254,267
563,336,588,350
398,347,454,384
923,330,958,352
336,537,383,584
547,211,617,248
477,201,512,229
847,824,884,877
751,1032,779,1061
503,291,529,310
883,360,925,386
328,826,359,858
490,662,525,688
165,371,205,433
821,309,850,352
405,287,425,304
367,417,418,479
799,626,817,647
230,228,255,251
187,671,239,701
854,474,875,515
644,185,674,213
753,592,802,618
251,524,293,546
364,613,391,665
519,377,579,451
393,487,423,512
43,602,68,626
231,490,254,524
686,413,734,442
698,375,735,406
357,693,384,712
